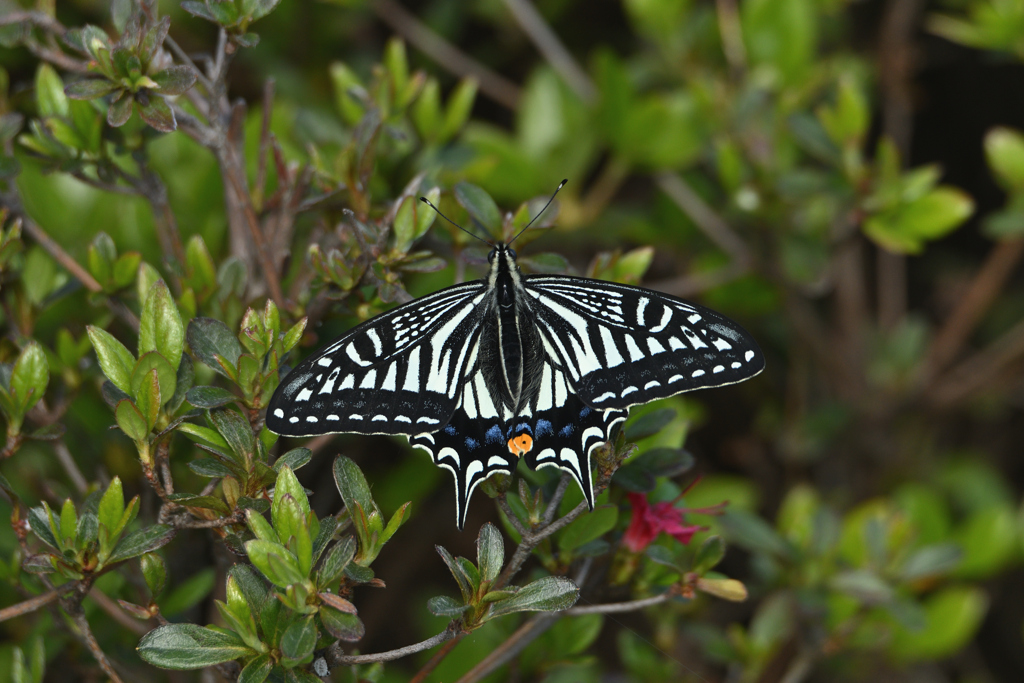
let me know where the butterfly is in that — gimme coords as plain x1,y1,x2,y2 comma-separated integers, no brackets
266,182,764,528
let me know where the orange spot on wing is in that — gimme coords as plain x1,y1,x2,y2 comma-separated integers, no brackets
507,434,533,457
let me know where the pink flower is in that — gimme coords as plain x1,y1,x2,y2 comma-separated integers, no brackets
622,492,706,553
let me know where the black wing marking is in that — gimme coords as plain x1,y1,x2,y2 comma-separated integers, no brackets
525,276,764,410
266,281,487,437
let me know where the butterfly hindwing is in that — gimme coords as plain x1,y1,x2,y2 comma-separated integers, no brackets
525,276,764,410
266,282,487,437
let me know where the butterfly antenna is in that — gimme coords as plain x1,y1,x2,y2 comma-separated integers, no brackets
509,178,568,245
419,196,493,246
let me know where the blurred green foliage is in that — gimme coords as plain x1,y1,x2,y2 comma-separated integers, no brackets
1,0,1024,681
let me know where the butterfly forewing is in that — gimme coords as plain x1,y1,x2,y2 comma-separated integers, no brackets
266,282,487,437
524,276,764,410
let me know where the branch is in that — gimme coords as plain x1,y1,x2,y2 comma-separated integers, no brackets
926,237,1024,376
715,0,748,72
654,172,750,265
928,315,1024,407
15,212,102,293
455,613,559,683
0,584,74,623
326,624,461,666
69,609,125,683
53,441,88,495
370,0,521,109
500,0,596,103
564,593,670,615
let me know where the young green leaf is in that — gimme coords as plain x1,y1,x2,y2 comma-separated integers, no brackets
139,280,184,371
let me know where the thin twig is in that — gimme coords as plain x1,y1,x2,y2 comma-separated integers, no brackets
929,316,1024,407
542,473,571,526
715,0,748,72
0,584,74,622
69,610,126,683
255,79,275,211
500,0,596,103
327,625,461,666
926,237,1024,376
221,153,287,309
87,587,150,636
455,613,559,683
564,593,670,615
370,0,521,109
16,213,102,293
53,441,88,495
497,496,529,537
654,172,750,265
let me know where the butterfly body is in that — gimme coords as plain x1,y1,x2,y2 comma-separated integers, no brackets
267,243,764,528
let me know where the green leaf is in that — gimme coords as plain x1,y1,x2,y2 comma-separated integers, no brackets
109,524,174,562
613,448,695,493
210,409,256,463
65,78,119,100
132,352,176,413
558,506,618,553
985,126,1024,192
623,408,677,442
186,386,237,409
151,66,196,96
137,623,253,670
280,616,316,661
28,506,59,549
176,421,231,452
427,595,469,617
899,543,961,581
97,476,125,533
132,368,161,430
441,78,477,142
115,399,149,442
36,64,68,118
487,576,579,620
238,653,273,683
320,606,365,642
87,325,136,394
436,545,474,603
454,182,501,235
274,448,312,473
333,456,376,518
245,539,301,587
718,510,795,560
139,280,184,372
318,536,355,586
10,341,48,415
888,586,988,661
166,493,231,516
187,318,243,377
476,523,504,583
159,568,216,616
107,91,133,127
864,187,974,254
137,94,176,132
246,509,279,543
141,552,167,597
692,535,727,574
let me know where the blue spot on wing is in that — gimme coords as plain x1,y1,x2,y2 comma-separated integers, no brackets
559,424,575,437
465,437,480,450
535,419,553,437
484,425,503,444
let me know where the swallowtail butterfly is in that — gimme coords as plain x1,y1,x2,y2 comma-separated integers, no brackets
267,183,764,528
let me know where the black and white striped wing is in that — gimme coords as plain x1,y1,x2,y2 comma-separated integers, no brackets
265,282,487,437
524,276,764,409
